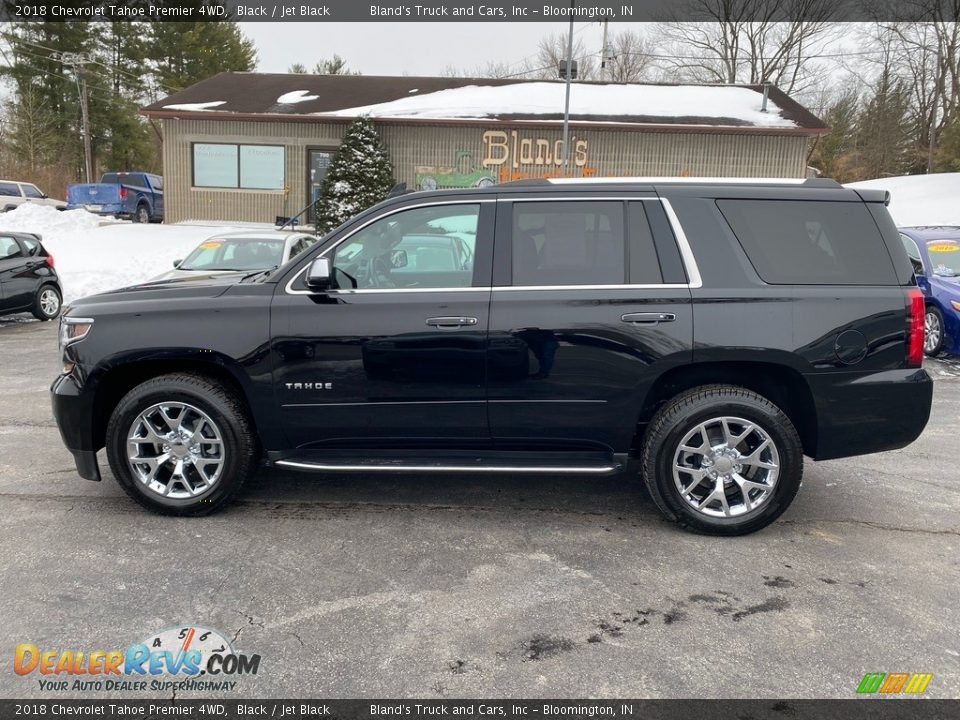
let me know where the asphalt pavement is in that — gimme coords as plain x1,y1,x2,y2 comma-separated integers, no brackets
0,315,957,699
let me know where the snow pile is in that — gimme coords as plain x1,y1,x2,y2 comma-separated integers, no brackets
0,205,246,303
315,82,796,128
163,100,226,111
847,173,960,226
276,90,319,104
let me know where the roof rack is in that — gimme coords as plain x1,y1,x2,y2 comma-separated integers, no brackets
542,176,841,186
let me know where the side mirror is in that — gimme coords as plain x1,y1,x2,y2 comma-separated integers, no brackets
172,259,182,268
390,249,408,269
41,194,48,199
306,257,333,290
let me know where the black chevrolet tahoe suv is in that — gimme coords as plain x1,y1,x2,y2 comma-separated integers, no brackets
51,178,933,535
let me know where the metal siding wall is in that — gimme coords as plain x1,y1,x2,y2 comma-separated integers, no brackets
162,119,810,222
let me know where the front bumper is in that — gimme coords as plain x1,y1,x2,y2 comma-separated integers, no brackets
51,373,101,481
809,368,933,460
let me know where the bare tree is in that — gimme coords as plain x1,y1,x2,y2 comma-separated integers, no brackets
531,32,597,80
655,0,840,95
604,29,659,82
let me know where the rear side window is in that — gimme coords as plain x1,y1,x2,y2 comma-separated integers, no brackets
0,182,20,197
717,200,897,285
512,201,625,286
21,238,40,255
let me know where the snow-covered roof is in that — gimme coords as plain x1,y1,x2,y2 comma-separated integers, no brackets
143,73,827,134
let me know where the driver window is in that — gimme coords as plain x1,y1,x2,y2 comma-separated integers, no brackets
332,204,479,290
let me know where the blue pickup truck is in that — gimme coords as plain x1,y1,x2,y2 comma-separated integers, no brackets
67,172,164,223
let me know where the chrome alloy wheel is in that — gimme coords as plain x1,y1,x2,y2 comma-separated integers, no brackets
39,288,59,317
672,416,780,518
924,310,942,355
127,402,225,499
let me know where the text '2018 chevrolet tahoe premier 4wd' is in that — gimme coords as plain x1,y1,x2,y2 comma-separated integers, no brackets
51,179,932,535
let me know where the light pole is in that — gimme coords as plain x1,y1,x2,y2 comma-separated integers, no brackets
561,0,575,172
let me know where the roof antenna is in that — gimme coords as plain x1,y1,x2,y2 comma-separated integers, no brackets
385,182,409,198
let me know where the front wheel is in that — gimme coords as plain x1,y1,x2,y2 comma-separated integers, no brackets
641,385,803,536
32,284,61,321
105,373,257,515
924,306,944,357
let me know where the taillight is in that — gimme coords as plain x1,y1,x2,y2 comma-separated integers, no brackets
906,288,924,368
118,186,128,200
45,254,54,268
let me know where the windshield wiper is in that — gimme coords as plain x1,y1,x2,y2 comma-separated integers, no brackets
240,265,279,282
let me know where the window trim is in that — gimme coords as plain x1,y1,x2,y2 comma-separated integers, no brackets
284,196,702,295
191,141,285,191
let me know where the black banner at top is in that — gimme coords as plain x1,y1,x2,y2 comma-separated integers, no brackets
0,0,957,23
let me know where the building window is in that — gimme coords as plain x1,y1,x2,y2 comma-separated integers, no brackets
192,143,284,190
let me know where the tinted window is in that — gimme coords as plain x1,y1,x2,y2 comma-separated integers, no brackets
0,236,22,259
512,201,625,286
718,200,897,285
333,204,479,289
21,184,43,199
0,182,20,197
628,202,662,284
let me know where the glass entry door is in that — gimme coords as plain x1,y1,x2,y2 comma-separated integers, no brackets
308,149,335,223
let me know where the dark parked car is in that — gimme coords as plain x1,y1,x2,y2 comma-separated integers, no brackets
51,178,932,535
898,227,960,357
0,232,61,321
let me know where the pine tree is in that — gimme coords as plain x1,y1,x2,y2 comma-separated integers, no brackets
147,21,257,93
315,117,394,234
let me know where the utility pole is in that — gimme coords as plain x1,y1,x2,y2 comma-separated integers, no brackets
561,0,575,171
600,17,609,82
60,52,93,183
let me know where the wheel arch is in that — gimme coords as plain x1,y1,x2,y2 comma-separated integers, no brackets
89,354,263,454
634,361,819,457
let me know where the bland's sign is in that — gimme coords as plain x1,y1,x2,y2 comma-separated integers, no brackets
481,130,596,182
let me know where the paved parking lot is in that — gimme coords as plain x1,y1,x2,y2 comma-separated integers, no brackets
1,315,958,699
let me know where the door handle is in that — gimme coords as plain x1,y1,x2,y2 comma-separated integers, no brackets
426,316,478,328
621,312,676,324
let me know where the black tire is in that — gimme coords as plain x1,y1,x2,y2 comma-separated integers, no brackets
31,283,61,321
641,384,803,536
133,203,149,223
924,305,945,357
105,373,258,516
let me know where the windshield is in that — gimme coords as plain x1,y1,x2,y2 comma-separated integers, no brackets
926,240,959,276
179,237,285,272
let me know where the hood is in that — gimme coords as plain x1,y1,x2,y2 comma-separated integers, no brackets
930,273,960,293
67,273,246,311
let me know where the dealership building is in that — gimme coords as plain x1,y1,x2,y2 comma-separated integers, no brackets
141,73,829,224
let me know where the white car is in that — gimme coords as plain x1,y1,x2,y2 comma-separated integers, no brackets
0,180,67,212
151,230,320,282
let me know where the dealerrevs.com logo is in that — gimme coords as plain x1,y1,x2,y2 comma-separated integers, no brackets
14,625,261,693
856,672,933,695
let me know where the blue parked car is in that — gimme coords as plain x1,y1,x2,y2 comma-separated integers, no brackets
66,172,163,223
899,227,960,356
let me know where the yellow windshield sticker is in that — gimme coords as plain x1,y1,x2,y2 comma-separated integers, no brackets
198,241,223,249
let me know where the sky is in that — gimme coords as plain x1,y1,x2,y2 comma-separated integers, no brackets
239,22,609,76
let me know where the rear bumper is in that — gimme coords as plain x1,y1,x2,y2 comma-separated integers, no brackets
51,373,101,481
809,368,933,460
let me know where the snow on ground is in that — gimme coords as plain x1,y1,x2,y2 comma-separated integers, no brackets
315,82,797,128
0,204,247,303
847,173,960,227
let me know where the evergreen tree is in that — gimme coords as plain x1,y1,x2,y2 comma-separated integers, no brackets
147,21,256,93
315,117,394,234
855,70,912,180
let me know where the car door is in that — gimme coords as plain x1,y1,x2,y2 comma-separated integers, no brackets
486,193,695,453
0,236,33,312
150,175,164,217
19,183,46,206
271,198,495,449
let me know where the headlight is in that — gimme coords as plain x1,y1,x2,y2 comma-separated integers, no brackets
59,317,94,351
952,300,960,312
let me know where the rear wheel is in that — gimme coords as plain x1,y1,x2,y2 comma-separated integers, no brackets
924,306,944,357
105,373,257,515
133,203,149,223
32,284,61,321
641,385,803,536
